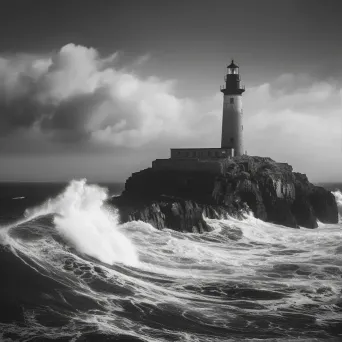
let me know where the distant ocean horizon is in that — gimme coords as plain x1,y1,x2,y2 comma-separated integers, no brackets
315,182,342,191
0,181,124,223
0,180,340,222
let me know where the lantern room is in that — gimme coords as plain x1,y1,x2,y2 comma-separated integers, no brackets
227,60,239,74
220,59,245,95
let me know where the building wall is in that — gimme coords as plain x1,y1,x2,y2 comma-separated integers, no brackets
152,159,225,174
221,94,244,156
171,148,233,160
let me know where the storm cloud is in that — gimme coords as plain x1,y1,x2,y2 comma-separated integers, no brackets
0,44,216,150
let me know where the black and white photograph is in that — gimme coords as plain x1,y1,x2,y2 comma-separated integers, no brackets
0,1,341,341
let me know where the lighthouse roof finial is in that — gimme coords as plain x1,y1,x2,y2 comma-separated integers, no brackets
228,59,239,68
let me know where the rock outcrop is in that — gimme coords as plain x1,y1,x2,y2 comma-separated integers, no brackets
110,156,338,232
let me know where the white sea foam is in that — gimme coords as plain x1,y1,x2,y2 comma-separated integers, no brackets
23,179,138,266
332,189,342,221
1,181,342,341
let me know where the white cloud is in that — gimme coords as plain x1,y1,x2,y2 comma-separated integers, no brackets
243,77,342,180
0,43,218,148
0,43,340,181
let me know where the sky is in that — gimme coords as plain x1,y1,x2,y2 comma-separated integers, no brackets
0,0,341,182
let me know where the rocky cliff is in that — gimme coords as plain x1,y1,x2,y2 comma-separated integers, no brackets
110,156,338,232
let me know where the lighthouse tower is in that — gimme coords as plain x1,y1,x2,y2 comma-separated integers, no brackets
220,60,245,156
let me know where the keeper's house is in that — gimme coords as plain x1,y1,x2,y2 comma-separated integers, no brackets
170,148,234,160
152,148,235,174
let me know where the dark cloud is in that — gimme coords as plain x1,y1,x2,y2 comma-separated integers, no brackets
40,90,107,142
0,44,213,148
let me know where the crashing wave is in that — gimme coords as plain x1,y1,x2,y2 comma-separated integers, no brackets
21,179,139,266
332,189,342,222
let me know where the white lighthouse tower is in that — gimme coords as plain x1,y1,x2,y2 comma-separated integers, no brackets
220,60,245,156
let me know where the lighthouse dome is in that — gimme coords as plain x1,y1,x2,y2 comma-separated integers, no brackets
228,60,239,68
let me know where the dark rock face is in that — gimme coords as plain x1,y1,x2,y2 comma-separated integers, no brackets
111,156,338,232
112,196,248,233
310,186,339,223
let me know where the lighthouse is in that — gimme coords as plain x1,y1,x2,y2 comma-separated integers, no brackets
158,59,245,170
220,60,245,156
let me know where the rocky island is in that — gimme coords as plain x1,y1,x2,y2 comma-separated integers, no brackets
110,155,338,232
111,61,338,233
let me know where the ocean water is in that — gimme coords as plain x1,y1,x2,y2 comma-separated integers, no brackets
0,180,341,342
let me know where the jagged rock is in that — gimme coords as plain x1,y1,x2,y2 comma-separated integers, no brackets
310,186,339,224
110,156,338,231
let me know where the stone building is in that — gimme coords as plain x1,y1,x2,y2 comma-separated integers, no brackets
170,148,234,160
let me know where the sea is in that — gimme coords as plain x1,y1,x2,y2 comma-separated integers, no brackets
0,179,341,342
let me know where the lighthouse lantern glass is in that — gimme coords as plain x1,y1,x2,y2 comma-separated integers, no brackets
227,67,239,75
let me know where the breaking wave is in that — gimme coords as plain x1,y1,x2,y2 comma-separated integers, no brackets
0,180,341,341
21,179,138,266
333,189,342,221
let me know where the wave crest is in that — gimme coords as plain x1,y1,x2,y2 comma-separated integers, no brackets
332,189,342,221
24,179,138,266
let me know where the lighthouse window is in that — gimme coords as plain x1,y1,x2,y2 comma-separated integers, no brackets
230,98,234,104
